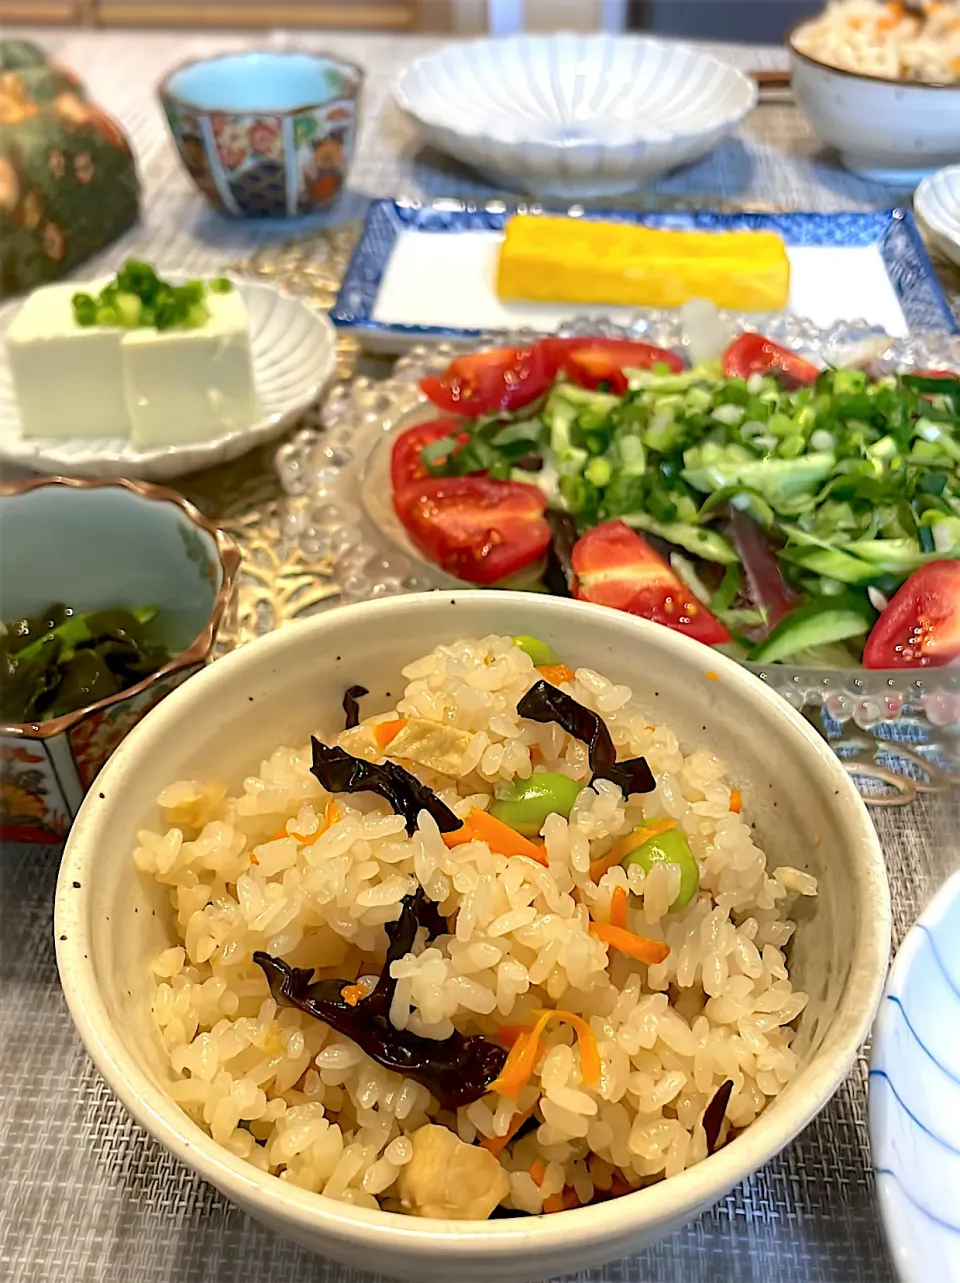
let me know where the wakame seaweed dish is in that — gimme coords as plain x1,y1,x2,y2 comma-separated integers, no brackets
139,632,818,1220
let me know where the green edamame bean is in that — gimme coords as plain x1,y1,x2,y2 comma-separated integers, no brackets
511,635,556,667
489,771,583,837
621,827,699,912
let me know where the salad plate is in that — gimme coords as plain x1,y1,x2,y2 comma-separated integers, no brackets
870,871,960,1283
330,201,957,353
0,277,337,482
276,315,960,731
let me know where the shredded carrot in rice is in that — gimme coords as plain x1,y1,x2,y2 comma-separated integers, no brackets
529,1159,547,1187
495,1024,533,1047
300,799,340,846
479,1105,537,1156
489,1008,601,1099
374,718,407,749
536,663,576,685
529,745,544,766
610,885,628,930
729,787,742,814
590,921,669,965
340,983,365,1006
542,1192,565,1213
609,1170,635,1197
442,808,548,865
250,852,260,864
589,818,677,881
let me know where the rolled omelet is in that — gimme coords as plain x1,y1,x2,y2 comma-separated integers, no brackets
496,214,790,312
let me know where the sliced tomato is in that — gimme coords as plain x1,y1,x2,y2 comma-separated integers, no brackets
571,519,731,646
420,346,551,417
390,418,470,492
862,560,960,669
722,333,819,388
394,475,551,586
539,337,684,393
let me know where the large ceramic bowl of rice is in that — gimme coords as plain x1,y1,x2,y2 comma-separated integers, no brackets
55,592,890,1282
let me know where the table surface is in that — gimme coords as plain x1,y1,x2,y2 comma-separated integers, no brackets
1,25,959,1283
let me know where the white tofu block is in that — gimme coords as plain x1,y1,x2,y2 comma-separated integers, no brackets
6,283,130,438
124,291,258,448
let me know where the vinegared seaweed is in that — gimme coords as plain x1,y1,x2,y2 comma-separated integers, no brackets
0,602,169,724
517,680,655,796
310,738,461,836
254,889,506,1109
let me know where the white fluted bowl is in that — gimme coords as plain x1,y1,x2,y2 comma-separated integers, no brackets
395,34,757,198
915,165,960,268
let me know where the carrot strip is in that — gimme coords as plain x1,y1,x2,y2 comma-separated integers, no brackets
271,826,289,841
530,1009,602,1085
441,824,474,849
487,1013,553,1100
495,1025,532,1047
529,1159,547,1187
374,718,407,749
589,818,677,881
490,1008,601,1098
542,1192,565,1214
479,1105,537,1156
609,1170,635,1198
610,885,628,930
562,1187,581,1211
300,799,340,846
536,663,576,685
529,745,544,766
250,853,260,865
340,983,365,1006
590,920,669,965
442,808,548,865
729,787,742,814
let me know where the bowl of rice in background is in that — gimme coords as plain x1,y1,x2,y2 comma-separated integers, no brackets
788,1,960,183
54,592,890,1282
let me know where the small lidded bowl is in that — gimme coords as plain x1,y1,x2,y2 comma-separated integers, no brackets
0,477,239,844
159,50,363,218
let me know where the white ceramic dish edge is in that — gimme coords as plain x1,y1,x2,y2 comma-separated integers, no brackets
870,869,960,1283
54,593,891,1282
0,276,337,481
915,165,960,269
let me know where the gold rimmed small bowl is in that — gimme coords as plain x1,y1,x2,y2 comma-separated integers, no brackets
0,476,240,844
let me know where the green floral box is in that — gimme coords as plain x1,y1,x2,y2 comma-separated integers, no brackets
0,40,140,300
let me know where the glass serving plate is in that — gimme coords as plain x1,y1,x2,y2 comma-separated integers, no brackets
275,314,960,731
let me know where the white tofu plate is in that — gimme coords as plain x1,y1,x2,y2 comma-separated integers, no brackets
0,277,336,481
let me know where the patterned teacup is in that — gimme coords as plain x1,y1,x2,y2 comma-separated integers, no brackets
159,51,363,218
0,477,239,844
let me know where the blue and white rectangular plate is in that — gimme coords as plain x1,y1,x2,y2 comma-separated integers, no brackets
331,200,958,353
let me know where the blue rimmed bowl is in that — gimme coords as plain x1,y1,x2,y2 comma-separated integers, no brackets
159,51,363,218
870,870,960,1283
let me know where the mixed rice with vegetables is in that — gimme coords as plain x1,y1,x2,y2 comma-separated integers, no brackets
139,635,816,1219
